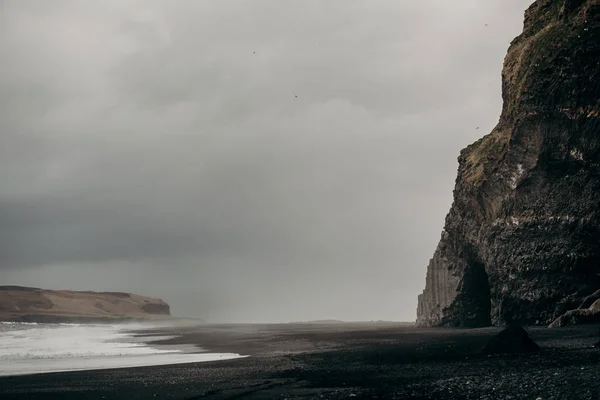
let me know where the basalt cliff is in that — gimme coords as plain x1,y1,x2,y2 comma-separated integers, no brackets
417,0,600,327
0,286,171,323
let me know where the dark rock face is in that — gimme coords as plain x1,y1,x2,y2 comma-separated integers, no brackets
577,289,600,309
417,0,600,327
482,326,540,354
549,297,600,327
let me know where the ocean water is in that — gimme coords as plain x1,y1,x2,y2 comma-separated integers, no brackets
0,322,245,376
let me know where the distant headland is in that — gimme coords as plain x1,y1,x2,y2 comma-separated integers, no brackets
0,285,171,323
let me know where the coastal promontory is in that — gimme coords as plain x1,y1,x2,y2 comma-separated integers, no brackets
0,286,171,323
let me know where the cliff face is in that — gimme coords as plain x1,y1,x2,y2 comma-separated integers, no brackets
417,0,600,327
0,286,171,323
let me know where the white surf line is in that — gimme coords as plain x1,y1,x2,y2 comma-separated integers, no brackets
0,353,248,377
0,323,248,377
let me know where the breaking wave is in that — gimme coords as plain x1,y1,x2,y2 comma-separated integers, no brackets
0,322,245,376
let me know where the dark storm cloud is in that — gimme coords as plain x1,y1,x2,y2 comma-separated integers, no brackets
0,0,533,322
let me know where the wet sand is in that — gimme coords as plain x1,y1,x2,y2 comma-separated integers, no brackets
1,322,599,399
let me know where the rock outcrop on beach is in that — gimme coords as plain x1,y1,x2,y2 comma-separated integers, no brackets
0,286,171,323
481,326,540,354
417,0,600,327
549,289,600,327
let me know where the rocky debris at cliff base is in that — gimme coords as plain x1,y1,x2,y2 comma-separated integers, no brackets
578,289,600,309
481,326,540,355
549,299,600,328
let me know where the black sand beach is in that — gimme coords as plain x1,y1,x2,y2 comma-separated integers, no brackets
1,322,599,399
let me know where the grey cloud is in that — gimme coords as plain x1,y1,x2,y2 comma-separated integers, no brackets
0,0,533,322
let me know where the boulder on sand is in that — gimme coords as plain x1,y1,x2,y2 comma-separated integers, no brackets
482,326,540,355
577,290,600,310
549,298,600,328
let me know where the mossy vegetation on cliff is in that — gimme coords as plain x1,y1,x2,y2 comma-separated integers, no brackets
459,129,511,188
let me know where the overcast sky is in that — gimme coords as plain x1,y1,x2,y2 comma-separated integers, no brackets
0,0,532,323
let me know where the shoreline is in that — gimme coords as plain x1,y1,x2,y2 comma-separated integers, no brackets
1,322,599,399
0,352,247,378
0,320,243,378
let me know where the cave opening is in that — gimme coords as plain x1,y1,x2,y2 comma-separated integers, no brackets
460,262,492,327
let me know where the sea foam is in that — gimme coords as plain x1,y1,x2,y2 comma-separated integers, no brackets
0,322,245,376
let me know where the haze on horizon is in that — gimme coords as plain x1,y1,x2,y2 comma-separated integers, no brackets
0,0,532,323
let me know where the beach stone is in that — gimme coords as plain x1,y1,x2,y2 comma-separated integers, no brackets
481,326,540,354
549,299,600,327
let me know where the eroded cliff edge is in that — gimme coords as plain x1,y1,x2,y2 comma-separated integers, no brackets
0,286,171,323
417,0,600,327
